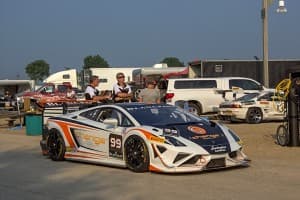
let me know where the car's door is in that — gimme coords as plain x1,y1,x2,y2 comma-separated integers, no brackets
76,107,133,159
96,107,134,160
256,92,284,119
229,79,263,98
73,108,110,154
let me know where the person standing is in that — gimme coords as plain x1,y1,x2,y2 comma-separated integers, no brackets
113,72,132,103
138,80,160,104
85,75,111,102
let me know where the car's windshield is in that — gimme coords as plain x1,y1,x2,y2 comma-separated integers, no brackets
125,104,203,126
236,93,260,101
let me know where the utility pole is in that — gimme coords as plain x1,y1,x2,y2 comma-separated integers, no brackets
262,0,269,88
261,0,287,88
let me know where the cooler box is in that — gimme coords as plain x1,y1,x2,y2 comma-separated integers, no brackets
25,114,43,136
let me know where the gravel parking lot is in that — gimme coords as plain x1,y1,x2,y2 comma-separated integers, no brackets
0,120,300,200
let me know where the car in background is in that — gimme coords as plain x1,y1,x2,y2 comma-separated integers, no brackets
218,91,284,124
162,77,269,116
41,103,249,173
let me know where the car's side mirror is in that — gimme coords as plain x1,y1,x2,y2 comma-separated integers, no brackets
103,118,118,127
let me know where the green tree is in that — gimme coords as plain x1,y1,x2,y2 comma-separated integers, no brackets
83,54,109,69
25,60,50,81
160,57,184,67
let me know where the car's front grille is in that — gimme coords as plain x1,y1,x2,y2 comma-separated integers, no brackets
206,158,225,169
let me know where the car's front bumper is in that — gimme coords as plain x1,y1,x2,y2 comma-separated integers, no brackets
218,108,247,121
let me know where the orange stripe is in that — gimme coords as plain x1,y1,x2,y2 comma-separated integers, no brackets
77,150,106,156
149,164,161,172
49,119,99,148
50,119,98,130
65,154,95,159
55,121,76,148
128,128,165,143
129,128,153,139
65,153,106,159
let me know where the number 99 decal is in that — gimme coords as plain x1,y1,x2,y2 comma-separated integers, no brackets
109,134,123,159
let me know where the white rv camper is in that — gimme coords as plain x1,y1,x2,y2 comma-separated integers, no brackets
89,68,141,92
43,69,78,88
0,80,35,95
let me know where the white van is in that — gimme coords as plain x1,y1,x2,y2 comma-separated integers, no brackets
160,77,268,115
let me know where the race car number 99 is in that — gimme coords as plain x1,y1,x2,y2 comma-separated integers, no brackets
109,134,123,159
110,137,121,149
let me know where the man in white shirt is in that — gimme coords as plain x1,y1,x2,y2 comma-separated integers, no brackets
85,75,110,102
113,72,132,103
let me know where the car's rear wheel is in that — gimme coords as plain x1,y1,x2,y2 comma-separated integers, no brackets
47,129,66,161
188,102,202,116
124,135,149,172
246,108,263,124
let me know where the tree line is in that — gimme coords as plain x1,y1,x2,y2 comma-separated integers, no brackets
25,55,185,82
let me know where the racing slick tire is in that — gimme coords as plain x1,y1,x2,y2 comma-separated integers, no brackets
47,129,66,161
276,124,289,146
246,108,263,124
124,135,150,173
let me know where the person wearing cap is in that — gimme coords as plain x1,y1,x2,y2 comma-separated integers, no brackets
138,80,161,104
85,75,111,102
113,72,132,103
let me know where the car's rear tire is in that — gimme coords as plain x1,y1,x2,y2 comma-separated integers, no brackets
246,108,263,124
124,135,149,173
47,129,66,161
188,102,202,116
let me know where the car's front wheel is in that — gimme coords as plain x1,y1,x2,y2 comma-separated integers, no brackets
246,108,263,124
124,135,149,172
47,129,66,161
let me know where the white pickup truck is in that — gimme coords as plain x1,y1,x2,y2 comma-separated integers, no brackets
160,77,270,115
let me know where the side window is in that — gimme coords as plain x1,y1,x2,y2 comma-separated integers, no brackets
96,108,133,127
62,74,70,79
79,108,101,121
174,80,217,89
57,85,68,93
44,85,54,93
230,79,260,90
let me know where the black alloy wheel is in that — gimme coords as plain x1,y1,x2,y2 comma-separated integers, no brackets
124,135,149,172
47,129,66,161
246,108,263,124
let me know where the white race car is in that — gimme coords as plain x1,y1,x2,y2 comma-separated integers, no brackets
40,103,249,173
218,91,284,123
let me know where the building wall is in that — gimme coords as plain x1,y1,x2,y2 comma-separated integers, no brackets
189,60,300,88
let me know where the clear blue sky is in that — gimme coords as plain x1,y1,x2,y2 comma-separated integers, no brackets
0,0,299,79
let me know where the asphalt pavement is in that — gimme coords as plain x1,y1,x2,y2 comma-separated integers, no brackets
0,123,300,200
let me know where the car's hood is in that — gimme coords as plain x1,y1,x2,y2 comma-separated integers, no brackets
155,121,231,154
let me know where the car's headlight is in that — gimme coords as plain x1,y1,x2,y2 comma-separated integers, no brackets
163,128,179,136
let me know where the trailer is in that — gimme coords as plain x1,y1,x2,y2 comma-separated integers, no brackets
189,59,300,88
